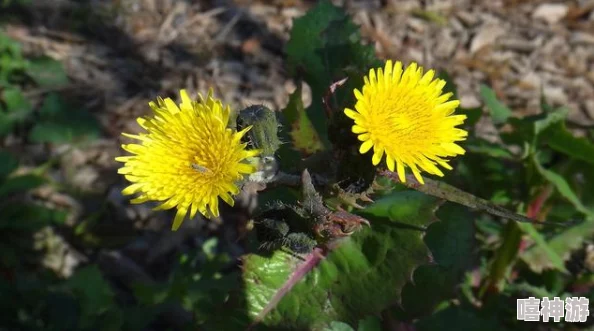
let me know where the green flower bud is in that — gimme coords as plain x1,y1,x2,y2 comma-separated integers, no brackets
237,105,282,157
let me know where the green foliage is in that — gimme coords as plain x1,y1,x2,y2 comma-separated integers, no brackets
284,0,379,150
26,56,69,88
479,85,512,125
0,32,99,143
243,191,442,329
393,203,476,319
134,238,241,328
28,93,101,143
3,1,594,330
0,87,33,135
238,105,282,157
238,2,594,330
278,82,324,168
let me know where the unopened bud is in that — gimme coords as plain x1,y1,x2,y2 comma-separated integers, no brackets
237,105,282,157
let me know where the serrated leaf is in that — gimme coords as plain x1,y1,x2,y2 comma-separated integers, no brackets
286,0,344,79
479,85,512,125
243,190,441,329
286,0,379,146
505,282,558,298
26,56,68,87
393,203,476,320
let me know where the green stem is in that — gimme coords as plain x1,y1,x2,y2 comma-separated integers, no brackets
379,170,568,227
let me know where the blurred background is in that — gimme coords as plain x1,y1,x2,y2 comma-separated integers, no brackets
1,0,593,330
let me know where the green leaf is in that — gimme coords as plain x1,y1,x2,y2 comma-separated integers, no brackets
280,83,324,157
504,282,558,298
483,222,523,292
522,220,594,273
62,265,119,329
479,85,512,125
28,93,101,143
243,190,441,329
0,87,33,135
0,33,26,83
415,305,507,331
533,107,568,137
0,202,67,230
465,139,514,159
325,321,355,331
26,56,68,87
0,174,46,198
437,71,457,99
515,222,567,274
393,203,476,319
0,150,18,179
541,121,594,165
286,0,379,146
3,87,32,114
357,316,381,331
457,107,482,128
533,155,594,219
37,92,65,116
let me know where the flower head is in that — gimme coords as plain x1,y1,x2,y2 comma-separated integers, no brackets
116,90,260,230
344,60,467,184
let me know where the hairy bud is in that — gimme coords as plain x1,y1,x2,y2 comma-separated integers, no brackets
237,105,282,157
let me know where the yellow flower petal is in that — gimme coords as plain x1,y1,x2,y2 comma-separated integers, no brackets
345,61,468,184
359,140,373,154
172,207,188,231
386,155,395,172
344,108,360,120
352,125,367,133
115,89,260,230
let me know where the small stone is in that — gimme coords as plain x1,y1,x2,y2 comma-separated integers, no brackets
456,10,479,27
407,17,426,33
459,93,481,109
470,24,506,53
570,32,594,45
543,86,568,105
518,72,542,90
585,100,594,119
532,3,569,24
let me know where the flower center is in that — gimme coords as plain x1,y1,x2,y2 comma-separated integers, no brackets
369,90,436,153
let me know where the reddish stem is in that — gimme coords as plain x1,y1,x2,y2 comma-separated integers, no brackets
247,247,328,330
519,187,552,252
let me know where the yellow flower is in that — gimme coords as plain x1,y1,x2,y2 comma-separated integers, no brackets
344,60,467,184
116,89,260,230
